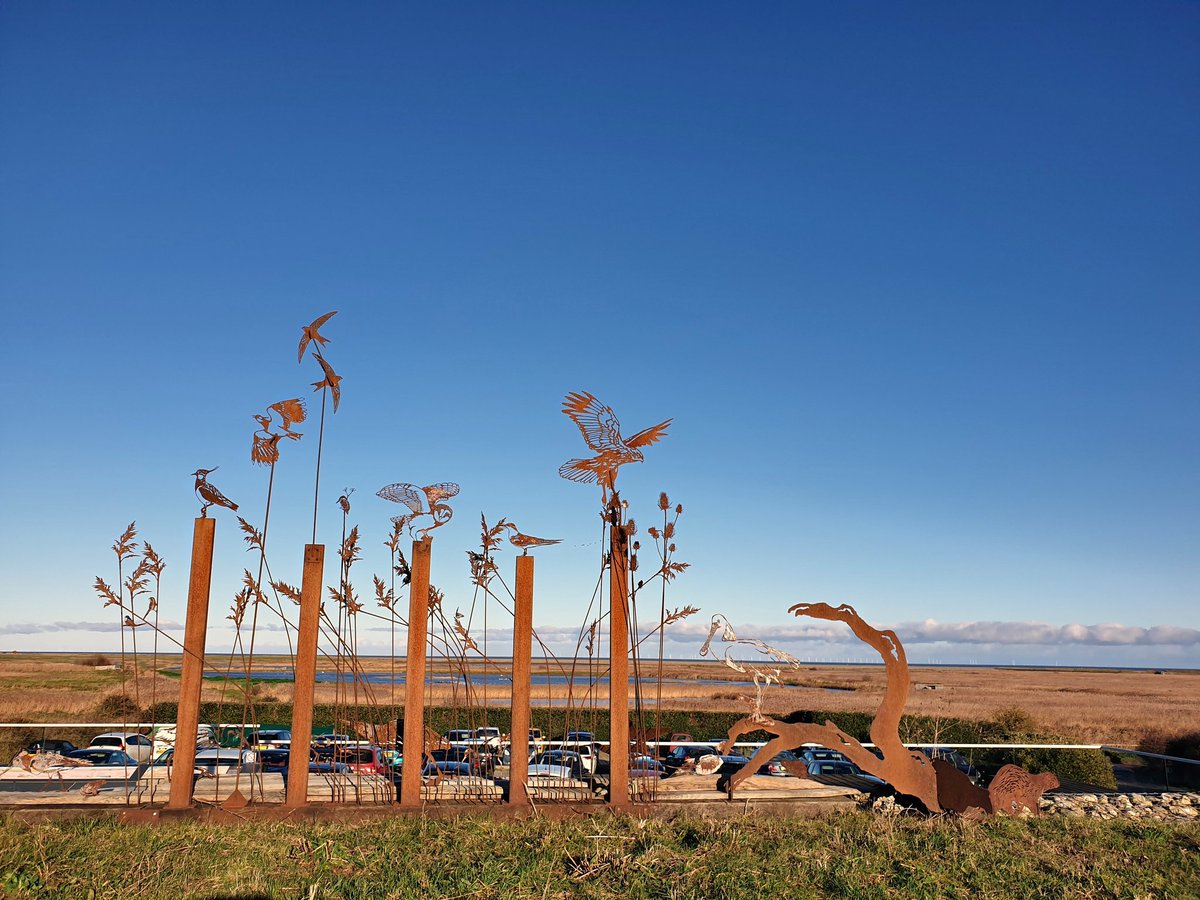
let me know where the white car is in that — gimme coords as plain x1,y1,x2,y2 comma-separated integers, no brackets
90,732,154,763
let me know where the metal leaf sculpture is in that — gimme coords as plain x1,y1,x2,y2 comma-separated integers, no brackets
191,467,238,517
376,481,460,539
503,521,562,555
558,391,671,498
251,398,307,465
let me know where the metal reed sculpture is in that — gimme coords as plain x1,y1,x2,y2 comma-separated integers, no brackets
375,482,460,538
558,391,672,500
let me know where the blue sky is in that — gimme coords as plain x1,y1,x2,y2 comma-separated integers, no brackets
1,2,1197,666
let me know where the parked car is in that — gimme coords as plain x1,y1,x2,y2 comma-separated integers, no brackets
428,747,491,776
152,747,257,775
260,750,351,775
26,739,80,755
916,747,982,785
664,744,722,773
629,756,666,778
667,733,694,755
564,731,594,743
800,747,848,765
759,750,802,776
253,729,292,749
806,759,886,785
532,750,588,781
444,729,476,745
64,748,141,767
89,732,154,763
335,745,388,775
418,760,474,779
715,754,752,775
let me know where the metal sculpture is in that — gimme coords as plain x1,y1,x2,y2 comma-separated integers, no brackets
503,521,562,554
191,468,238,517
376,481,460,538
310,350,343,413
297,310,337,362
559,391,671,498
251,398,307,465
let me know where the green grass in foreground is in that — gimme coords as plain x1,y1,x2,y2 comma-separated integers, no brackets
0,812,1197,899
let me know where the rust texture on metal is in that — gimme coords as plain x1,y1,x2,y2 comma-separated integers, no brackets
558,391,671,498
168,516,216,810
986,764,1059,816
190,467,238,518
284,543,325,808
607,495,632,810
508,554,535,805
309,350,343,412
503,521,561,555
399,536,433,807
251,398,307,465
376,482,460,539
297,310,337,362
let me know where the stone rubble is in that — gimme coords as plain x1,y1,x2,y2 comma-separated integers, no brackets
1041,791,1200,821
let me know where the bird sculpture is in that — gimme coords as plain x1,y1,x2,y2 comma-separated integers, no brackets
251,398,306,465
297,310,337,363
503,522,562,555
191,467,239,517
376,482,460,538
559,391,671,498
310,351,343,412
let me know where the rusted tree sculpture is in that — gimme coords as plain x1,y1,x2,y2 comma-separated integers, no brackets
717,602,942,811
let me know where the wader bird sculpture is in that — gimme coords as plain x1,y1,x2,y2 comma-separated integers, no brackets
191,467,239,517
376,482,460,538
503,522,561,555
558,391,671,499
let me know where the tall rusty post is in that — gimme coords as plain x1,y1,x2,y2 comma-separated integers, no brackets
508,554,535,807
399,537,432,808
284,543,325,808
168,517,216,809
607,514,631,810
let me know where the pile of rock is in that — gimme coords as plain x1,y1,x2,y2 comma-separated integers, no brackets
1041,791,1200,821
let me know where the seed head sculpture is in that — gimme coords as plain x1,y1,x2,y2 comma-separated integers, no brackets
191,467,238,517
559,391,671,499
376,481,460,539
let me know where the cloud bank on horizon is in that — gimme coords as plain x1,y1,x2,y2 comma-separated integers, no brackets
4,618,1197,648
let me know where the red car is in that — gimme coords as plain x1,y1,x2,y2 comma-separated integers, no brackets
334,745,387,775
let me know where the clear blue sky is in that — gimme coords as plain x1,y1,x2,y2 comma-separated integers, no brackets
1,1,1197,666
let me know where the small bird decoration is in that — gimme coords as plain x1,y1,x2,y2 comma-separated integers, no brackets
310,351,343,412
298,311,337,362
503,522,561,555
376,482,460,539
559,391,671,498
251,398,307,465
191,467,239,517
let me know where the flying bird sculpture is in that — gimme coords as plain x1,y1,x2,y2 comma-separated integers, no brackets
376,482,460,539
558,390,671,497
503,522,562,555
297,310,337,362
310,352,343,412
250,398,307,465
191,467,239,517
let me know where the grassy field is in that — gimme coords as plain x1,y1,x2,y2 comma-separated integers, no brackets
3,652,1197,748
0,811,1197,898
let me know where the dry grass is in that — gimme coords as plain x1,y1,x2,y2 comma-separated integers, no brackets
0,653,1194,747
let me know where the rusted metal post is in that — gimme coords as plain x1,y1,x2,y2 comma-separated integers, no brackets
284,543,325,808
399,537,432,807
168,517,215,809
608,520,631,810
508,554,534,806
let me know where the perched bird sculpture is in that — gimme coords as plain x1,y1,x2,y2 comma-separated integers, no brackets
376,482,460,538
191,467,239,517
503,522,562,555
297,311,337,363
310,351,343,412
559,391,672,497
